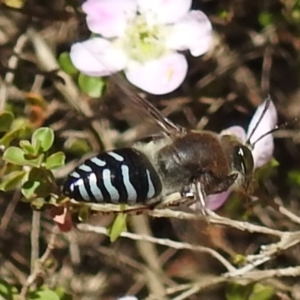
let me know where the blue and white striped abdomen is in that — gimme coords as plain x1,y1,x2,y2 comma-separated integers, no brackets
63,148,162,205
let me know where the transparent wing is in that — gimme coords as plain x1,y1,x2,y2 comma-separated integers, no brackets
110,74,186,136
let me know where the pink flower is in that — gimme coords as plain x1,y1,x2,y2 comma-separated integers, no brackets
205,99,278,211
70,0,212,95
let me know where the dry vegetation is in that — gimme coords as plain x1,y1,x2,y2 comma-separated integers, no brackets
1,0,300,299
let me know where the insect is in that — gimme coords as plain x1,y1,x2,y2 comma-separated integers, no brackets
63,77,275,211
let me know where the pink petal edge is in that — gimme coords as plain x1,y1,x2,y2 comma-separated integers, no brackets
166,10,212,56
137,0,192,24
247,99,278,168
70,38,128,77
125,53,188,95
82,0,137,38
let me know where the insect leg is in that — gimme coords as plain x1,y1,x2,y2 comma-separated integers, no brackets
180,181,207,214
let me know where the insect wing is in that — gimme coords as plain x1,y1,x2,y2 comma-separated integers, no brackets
110,74,186,137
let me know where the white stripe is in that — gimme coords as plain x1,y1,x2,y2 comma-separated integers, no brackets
102,169,119,203
90,157,106,167
69,183,75,192
76,179,90,201
88,173,103,201
108,151,124,162
121,165,137,204
70,172,80,178
78,164,92,172
146,170,155,199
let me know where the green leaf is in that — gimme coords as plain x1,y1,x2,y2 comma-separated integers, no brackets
29,289,60,300
32,127,54,152
108,213,128,242
31,197,47,209
25,154,44,168
4,0,25,9
22,180,41,200
21,168,56,200
3,147,27,165
58,52,78,75
0,170,26,191
65,138,91,155
249,284,274,300
53,287,73,300
78,206,91,222
0,111,14,132
78,73,105,98
218,10,229,19
0,127,25,147
226,283,252,300
45,152,65,170
0,279,18,299
289,170,300,186
20,140,37,155
258,12,273,27
3,146,44,168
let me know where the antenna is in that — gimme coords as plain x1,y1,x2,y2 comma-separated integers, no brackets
252,118,298,147
246,95,272,146
251,126,279,147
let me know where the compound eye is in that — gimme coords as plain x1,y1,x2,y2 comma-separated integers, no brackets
233,145,254,176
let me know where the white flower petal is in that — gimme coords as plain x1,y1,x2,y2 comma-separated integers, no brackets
70,38,128,77
205,190,232,211
220,126,247,143
125,53,188,95
117,297,139,300
137,0,192,24
166,10,212,56
82,0,137,38
246,99,278,168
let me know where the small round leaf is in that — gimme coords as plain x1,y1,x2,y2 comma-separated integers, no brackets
20,140,37,155
32,127,54,152
0,111,14,132
58,52,78,75
28,289,60,300
45,152,65,170
78,73,105,98
0,170,26,192
3,147,27,165
0,127,24,148
108,213,128,242
249,284,274,300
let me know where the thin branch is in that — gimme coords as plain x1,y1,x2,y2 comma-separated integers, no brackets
240,266,300,280
30,211,40,273
130,215,168,299
19,226,59,300
0,31,28,110
77,223,236,272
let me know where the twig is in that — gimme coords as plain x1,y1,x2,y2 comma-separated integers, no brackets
148,207,284,237
65,231,81,266
0,189,20,231
240,266,300,280
30,211,40,273
19,226,59,300
0,31,28,110
261,45,273,95
77,223,236,273
130,215,168,299
278,205,300,225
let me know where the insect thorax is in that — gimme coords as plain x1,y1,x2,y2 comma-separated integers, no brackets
153,131,235,196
